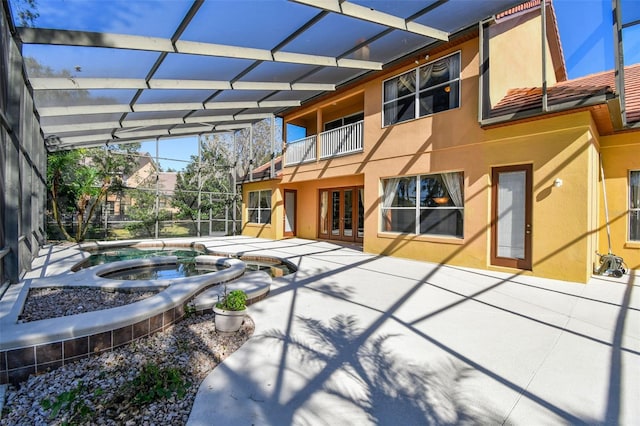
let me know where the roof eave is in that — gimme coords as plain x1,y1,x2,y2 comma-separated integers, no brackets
481,93,613,128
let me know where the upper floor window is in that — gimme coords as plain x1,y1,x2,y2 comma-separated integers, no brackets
382,52,461,126
630,170,640,241
248,190,272,224
381,172,464,238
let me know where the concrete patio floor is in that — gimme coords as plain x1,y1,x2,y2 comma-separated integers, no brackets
185,237,639,425
3,236,639,425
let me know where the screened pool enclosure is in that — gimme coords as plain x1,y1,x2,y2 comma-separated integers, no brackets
1,0,635,284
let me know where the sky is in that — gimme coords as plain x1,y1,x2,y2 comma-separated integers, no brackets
146,0,640,171
554,0,640,79
139,137,199,172
13,0,640,170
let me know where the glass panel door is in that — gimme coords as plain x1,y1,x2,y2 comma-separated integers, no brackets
497,171,525,259
358,188,364,239
343,189,353,237
331,190,341,236
320,190,328,236
491,165,532,269
319,186,364,242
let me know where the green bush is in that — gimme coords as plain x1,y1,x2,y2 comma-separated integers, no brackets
128,363,190,406
41,380,97,425
216,289,247,311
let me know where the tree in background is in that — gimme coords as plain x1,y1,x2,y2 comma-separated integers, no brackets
172,119,282,232
47,144,140,242
232,118,283,177
172,138,232,226
124,188,171,238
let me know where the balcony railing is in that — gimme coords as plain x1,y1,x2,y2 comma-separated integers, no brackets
320,120,363,159
284,135,317,166
284,121,364,167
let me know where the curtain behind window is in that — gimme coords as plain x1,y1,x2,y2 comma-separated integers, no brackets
249,192,259,209
382,178,400,231
631,171,640,240
442,172,463,207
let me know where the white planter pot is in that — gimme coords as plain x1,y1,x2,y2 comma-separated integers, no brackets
213,306,246,332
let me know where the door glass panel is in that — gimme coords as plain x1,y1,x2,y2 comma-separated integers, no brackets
320,190,328,235
284,191,295,233
497,171,525,259
344,189,353,237
331,191,340,236
358,188,364,238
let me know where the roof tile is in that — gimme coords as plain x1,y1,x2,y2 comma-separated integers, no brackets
491,63,640,124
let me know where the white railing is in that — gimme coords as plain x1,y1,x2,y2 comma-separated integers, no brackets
320,120,363,159
284,135,317,166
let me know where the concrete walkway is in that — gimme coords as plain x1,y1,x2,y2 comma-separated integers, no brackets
3,236,639,425
185,237,639,425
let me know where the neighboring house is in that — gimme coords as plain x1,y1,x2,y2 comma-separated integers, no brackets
124,152,157,188
156,172,179,214
105,153,179,217
241,0,639,284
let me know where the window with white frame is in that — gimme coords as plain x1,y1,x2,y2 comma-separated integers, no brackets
248,190,272,224
383,52,461,126
324,112,364,131
381,172,464,237
630,170,640,241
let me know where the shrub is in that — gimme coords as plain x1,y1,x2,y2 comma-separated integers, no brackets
216,289,247,311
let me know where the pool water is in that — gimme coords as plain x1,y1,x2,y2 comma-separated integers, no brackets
82,247,204,268
101,262,225,280
80,246,295,278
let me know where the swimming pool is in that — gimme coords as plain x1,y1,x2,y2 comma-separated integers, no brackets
77,245,296,278
100,262,226,280
76,247,205,269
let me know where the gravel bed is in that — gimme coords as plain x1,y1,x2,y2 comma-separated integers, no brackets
20,287,160,322
2,290,254,425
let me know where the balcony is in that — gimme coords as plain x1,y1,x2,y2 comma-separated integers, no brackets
284,135,316,166
285,121,363,166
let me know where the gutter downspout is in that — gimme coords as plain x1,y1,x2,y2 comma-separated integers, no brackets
541,0,548,112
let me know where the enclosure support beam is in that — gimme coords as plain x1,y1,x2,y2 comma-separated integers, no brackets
612,0,627,127
270,115,276,179
249,125,254,183
155,138,160,240
232,132,238,235
197,139,202,237
4,37,23,284
541,0,548,112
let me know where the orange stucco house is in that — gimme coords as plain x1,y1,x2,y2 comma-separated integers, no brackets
241,1,639,283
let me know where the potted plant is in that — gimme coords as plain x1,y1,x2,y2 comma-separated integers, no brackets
213,287,247,332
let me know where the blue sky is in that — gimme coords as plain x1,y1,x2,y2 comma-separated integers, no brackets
139,137,198,172
16,0,640,169
554,0,640,79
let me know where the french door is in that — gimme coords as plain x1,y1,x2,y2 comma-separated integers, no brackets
491,164,532,270
319,186,364,242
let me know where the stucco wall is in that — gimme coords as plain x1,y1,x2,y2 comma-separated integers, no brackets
363,112,598,283
600,133,640,271
489,12,559,108
241,180,282,240
274,27,625,283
